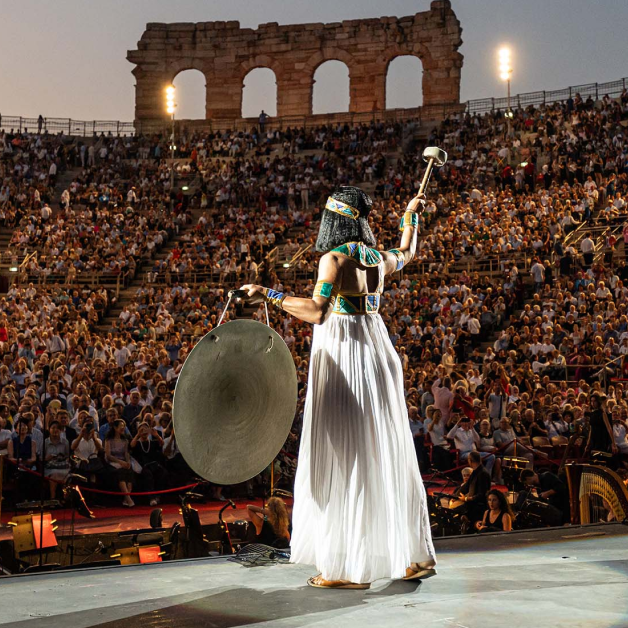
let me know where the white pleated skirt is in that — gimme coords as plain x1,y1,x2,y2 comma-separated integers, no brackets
289,312,436,583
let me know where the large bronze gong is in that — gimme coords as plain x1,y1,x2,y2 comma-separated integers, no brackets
173,319,298,485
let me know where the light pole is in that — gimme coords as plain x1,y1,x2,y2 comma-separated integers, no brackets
498,47,513,136
166,85,176,210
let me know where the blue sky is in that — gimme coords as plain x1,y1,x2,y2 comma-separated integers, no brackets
2,0,627,121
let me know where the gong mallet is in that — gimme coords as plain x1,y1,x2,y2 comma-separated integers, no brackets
417,146,448,196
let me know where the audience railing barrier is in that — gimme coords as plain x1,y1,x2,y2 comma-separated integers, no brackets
12,270,130,299
466,77,627,115
2,77,625,137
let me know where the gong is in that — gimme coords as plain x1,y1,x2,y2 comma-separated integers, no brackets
173,319,298,485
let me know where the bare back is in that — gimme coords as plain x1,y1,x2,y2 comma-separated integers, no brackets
329,254,383,294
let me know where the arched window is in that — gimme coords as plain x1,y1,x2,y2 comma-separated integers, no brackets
386,55,423,109
242,68,277,118
172,69,207,119
312,60,350,114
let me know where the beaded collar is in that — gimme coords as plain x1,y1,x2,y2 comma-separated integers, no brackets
331,242,382,267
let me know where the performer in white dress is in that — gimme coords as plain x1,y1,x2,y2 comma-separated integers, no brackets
242,186,436,589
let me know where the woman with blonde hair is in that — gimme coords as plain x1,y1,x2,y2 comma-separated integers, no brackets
247,496,291,549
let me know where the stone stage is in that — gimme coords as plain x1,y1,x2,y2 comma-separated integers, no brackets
2,523,628,628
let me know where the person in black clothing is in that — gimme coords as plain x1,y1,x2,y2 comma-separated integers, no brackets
122,391,143,433
477,489,513,532
520,469,570,524
559,251,574,278
454,451,491,525
586,394,617,457
246,496,291,549
130,422,168,506
57,410,78,446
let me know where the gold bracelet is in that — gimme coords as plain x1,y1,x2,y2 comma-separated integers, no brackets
399,211,419,231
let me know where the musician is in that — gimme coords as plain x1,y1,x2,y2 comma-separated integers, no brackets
520,469,569,524
454,451,491,524
477,489,513,533
246,497,291,549
452,467,473,499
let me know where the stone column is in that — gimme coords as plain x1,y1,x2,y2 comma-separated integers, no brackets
350,63,387,113
132,68,172,122
205,74,243,121
274,63,313,118
422,51,463,106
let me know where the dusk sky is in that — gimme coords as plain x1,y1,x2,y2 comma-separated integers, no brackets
2,0,627,121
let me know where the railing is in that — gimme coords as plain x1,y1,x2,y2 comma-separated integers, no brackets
11,270,130,299
466,77,627,115
2,76,625,138
0,115,137,136
409,253,531,279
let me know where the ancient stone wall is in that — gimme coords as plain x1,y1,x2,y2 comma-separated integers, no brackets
127,0,463,125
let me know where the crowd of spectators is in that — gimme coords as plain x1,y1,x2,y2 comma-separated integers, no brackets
1,89,628,527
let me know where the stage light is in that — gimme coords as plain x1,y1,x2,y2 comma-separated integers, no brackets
283,263,290,268
182,185,189,191
497,45,513,128
498,47,512,82
9,267,18,272
165,85,176,115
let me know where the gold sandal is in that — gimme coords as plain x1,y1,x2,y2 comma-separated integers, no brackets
402,562,438,581
307,575,370,590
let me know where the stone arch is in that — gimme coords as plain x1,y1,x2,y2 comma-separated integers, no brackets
242,67,278,118
312,60,351,115
238,55,285,82
172,68,207,120
385,55,424,110
305,50,356,114
128,2,463,124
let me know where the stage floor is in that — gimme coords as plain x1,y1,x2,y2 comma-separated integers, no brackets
2,523,628,628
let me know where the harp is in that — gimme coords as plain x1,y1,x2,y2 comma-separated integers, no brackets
565,463,628,524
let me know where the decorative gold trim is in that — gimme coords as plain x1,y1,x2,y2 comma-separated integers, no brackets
325,197,360,220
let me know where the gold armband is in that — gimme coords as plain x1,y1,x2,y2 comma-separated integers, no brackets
313,280,338,299
399,211,419,231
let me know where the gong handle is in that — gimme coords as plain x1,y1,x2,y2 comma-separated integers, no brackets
418,157,436,197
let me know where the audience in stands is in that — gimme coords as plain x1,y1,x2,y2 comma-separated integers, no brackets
1,91,628,530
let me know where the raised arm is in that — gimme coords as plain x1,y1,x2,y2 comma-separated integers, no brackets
381,193,425,276
241,253,342,325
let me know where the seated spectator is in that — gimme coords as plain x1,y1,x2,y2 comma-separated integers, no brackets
71,419,105,481
130,422,167,506
44,420,70,498
104,418,135,507
425,408,452,470
0,414,12,454
447,415,496,476
7,419,38,499
8,419,36,469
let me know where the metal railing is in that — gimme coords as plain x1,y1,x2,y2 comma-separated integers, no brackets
11,270,130,299
0,115,137,137
466,77,627,115
2,76,625,138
